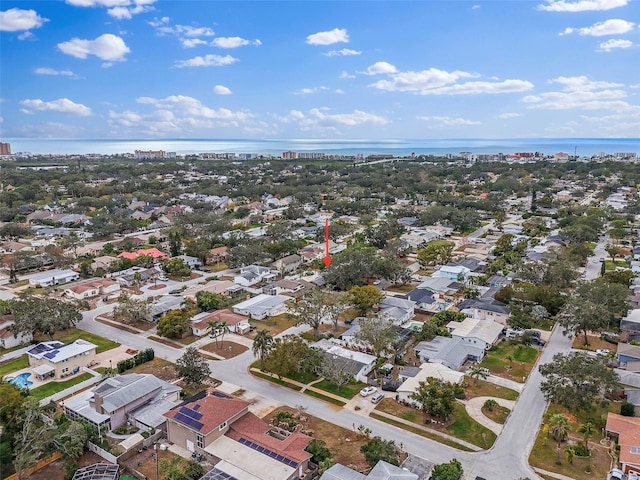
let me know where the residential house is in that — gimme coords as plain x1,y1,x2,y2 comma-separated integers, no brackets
0,241,34,254
614,369,640,406
234,265,275,287
263,279,314,299
311,339,376,383
182,280,237,301
402,288,444,314
90,255,118,272
233,294,288,320
64,278,120,300
63,373,181,431
446,317,503,351
27,339,97,380
28,268,80,287
605,413,640,478
321,461,418,480
206,246,228,264
378,296,415,325
150,296,185,322
190,309,250,337
432,265,470,282
617,343,640,371
174,255,202,269
117,247,169,262
486,275,513,289
414,336,485,371
111,266,164,288
0,315,32,349
397,363,465,406
458,298,511,325
621,309,640,342
271,255,302,275
165,389,312,480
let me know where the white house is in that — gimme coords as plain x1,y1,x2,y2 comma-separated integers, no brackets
432,265,470,282
458,298,511,325
174,255,202,269
234,265,275,287
0,315,32,349
311,339,376,383
28,269,80,287
397,363,465,406
64,278,120,300
447,317,503,350
378,296,415,325
232,294,288,320
190,309,250,337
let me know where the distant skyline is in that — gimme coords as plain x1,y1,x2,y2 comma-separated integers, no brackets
1,0,639,139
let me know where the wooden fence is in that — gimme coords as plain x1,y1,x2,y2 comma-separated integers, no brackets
3,452,61,480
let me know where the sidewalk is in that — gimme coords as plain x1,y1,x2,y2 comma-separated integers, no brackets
482,374,524,392
249,368,348,404
533,467,577,480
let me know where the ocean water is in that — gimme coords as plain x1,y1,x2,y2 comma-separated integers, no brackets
4,137,640,157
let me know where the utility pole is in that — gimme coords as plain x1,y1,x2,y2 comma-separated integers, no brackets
154,443,159,480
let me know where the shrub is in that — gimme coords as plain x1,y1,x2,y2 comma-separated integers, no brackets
305,439,332,464
117,348,155,373
621,401,635,417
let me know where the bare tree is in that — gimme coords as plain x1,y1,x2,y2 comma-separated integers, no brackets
315,355,355,391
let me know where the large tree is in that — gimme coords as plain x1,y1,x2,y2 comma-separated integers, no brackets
251,329,273,367
346,285,384,313
9,295,81,340
176,347,211,387
13,399,52,480
315,355,355,391
289,290,344,336
431,459,463,480
157,309,192,338
112,293,151,325
196,291,224,311
360,437,399,466
355,315,396,358
417,240,454,267
409,377,463,421
261,335,319,379
539,352,619,410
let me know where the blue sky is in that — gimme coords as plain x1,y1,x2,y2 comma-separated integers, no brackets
0,0,639,139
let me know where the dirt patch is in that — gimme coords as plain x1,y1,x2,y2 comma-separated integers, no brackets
128,358,178,382
122,448,181,480
148,284,167,290
27,451,106,480
263,407,405,473
96,314,154,332
201,340,249,359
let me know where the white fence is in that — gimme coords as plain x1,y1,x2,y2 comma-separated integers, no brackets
38,367,102,406
87,441,119,464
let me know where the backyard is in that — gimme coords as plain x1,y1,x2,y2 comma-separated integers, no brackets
36,328,121,354
127,358,177,382
0,355,29,377
529,401,620,480
29,372,94,400
480,341,539,382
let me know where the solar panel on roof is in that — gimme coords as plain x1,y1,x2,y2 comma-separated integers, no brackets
173,412,204,430
43,350,58,359
193,404,201,411
237,437,297,467
179,406,203,420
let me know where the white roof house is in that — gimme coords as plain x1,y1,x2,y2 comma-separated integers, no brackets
397,362,465,406
447,317,503,350
312,339,376,383
232,294,288,320
379,296,415,325
27,339,96,363
28,268,80,287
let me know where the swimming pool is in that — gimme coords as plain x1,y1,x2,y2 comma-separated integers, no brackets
6,372,33,389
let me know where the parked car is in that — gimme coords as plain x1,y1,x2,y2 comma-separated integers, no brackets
609,468,624,480
525,329,541,338
169,289,182,295
371,393,384,404
534,338,546,347
360,386,377,397
381,381,399,392
596,349,611,356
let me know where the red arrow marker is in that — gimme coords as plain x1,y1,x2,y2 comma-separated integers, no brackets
323,219,332,267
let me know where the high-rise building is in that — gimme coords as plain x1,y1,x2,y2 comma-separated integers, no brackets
282,151,297,159
0,142,11,155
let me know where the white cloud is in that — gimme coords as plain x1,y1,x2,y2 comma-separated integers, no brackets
136,95,251,123
561,19,634,36
417,115,481,126
213,85,232,95
335,89,345,94
472,4,481,9
361,61,397,75
323,48,361,57
108,108,177,135
293,86,330,95
0,8,48,32
210,36,261,48
523,75,638,111
306,28,349,46
21,98,92,116
174,54,238,68
498,112,522,119
182,38,208,48
66,0,156,19
284,108,387,132
58,34,131,61
367,65,533,95
598,38,633,51
538,0,627,12
34,67,77,77
339,71,356,79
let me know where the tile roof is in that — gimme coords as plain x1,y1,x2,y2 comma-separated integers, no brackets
606,413,640,466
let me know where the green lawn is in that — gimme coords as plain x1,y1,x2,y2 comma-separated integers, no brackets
303,389,346,406
446,403,497,448
480,341,539,382
0,355,29,377
29,373,93,400
251,370,303,391
313,379,368,399
46,328,120,354
463,377,519,401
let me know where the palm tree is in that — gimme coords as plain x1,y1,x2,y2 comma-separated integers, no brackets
577,422,594,451
469,365,489,385
565,446,575,464
208,320,223,348
252,329,273,367
548,413,570,464
218,322,230,348
483,399,498,412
